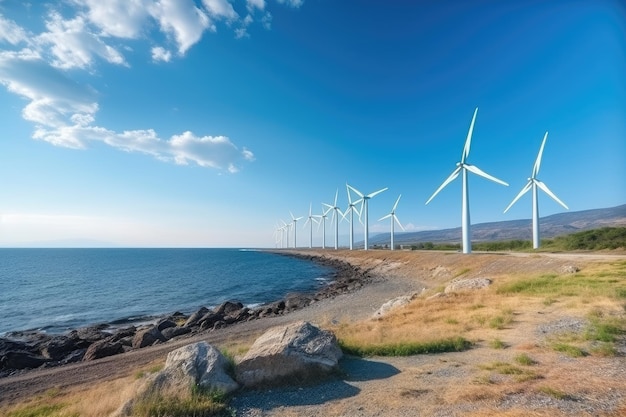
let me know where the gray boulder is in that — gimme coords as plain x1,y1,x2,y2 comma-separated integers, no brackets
445,277,492,293
83,337,123,361
132,326,166,349
235,321,342,388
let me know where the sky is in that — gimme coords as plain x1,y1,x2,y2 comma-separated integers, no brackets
0,0,624,248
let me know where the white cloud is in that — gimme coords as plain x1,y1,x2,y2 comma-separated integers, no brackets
0,15,29,44
247,0,266,11
148,0,213,55
151,46,172,62
73,0,150,38
36,12,127,69
202,0,239,20
276,0,304,8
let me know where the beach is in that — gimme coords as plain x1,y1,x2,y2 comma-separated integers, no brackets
1,249,625,416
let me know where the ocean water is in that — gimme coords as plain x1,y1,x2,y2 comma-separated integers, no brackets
0,249,332,336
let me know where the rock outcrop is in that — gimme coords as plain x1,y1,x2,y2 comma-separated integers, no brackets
235,321,342,388
444,277,492,293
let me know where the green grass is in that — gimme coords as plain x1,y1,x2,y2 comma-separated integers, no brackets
514,353,536,366
130,385,229,417
489,338,507,349
538,386,571,400
6,404,78,417
479,361,540,382
550,342,586,358
339,337,471,357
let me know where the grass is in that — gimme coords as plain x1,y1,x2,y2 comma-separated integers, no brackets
514,353,536,366
538,386,571,400
130,385,229,417
489,338,507,349
339,337,471,357
5,404,77,417
550,342,586,357
479,361,540,382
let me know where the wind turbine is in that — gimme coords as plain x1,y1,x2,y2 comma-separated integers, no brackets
343,183,363,250
290,211,303,248
503,132,568,249
313,205,331,249
347,184,387,251
303,203,319,249
323,189,343,250
280,219,289,248
379,194,405,250
425,107,508,254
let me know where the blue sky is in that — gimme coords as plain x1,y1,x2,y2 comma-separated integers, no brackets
0,0,624,248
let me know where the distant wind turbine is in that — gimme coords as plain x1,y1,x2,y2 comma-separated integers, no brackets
280,219,289,248
425,107,508,254
503,132,568,249
303,203,319,249
314,205,331,249
343,183,363,250
347,184,387,251
323,189,343,250
379,194,405,251
290,211,303,248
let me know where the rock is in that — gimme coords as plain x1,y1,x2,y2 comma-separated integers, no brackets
285,293,312,311
426,292,446,300
157,319,177,332
372,294,416,319
116,342,239,416
215,300,244,316
444,278,492,293
560,265,580,274
83,337,124,361
1,349,48,370
183,307,210,328
198,312,223,330
71,324,110,343
161,326,191,340
235,321,342,388
132,326,166,349
40,335,79,360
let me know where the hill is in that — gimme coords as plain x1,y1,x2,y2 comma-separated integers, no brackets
367,204,626,247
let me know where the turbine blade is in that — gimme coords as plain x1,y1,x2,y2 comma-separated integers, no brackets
347,184,364,198
309,202,312,217
367,187,388,198
425,166,461,205
462,107,478,163
533,132,548,178
290,211,295,220
346,183,353,204
379,213,392,221
392,194,401,211
535,180,569,210
465,164,508,186
503,181,532,213
393,214,405,231
333,189,338,207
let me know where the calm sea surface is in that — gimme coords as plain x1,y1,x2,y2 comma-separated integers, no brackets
0,249,332,336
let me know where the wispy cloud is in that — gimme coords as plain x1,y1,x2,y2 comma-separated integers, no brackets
0,0,301,172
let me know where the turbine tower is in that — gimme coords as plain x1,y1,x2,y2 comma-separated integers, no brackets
503,132,568,249
425,107,508,254
379,194,405,250
323,189,343,250
314,205,331,250
303,203,319,249
344,183,363,250
290,211,303,248
347,184,387,251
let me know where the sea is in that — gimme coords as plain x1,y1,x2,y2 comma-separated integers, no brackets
0,248,333,336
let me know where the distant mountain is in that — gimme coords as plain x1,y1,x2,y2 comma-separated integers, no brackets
367,204,626,247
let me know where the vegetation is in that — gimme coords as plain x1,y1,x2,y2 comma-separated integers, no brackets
406,227,626,252
339,337,471,357
514,353,536,366
6,404,76,417
130,385,229,417
479,361,540,382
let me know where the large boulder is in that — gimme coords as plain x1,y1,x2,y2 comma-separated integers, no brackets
115,342,238,417
235,321,342,388
372,294,417,319
183,307,210,328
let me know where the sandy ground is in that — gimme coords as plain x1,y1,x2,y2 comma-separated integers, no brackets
1,249,625,416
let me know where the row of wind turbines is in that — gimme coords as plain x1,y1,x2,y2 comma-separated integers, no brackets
274,108,568,254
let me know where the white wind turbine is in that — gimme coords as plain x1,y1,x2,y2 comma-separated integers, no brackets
314,205,331,249
503,132,568,249
303,203,319,249
343,183,363,250
290,211,303,248
379,194,405,251
425,107,508,254
347,184,388,251
280,219,290,248
323,189,343,250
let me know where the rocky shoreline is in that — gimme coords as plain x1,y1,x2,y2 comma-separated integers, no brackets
0,251,372,377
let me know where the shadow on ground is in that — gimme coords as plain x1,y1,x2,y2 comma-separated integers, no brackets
230,357,399,414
